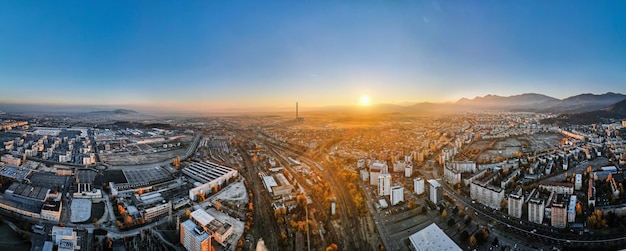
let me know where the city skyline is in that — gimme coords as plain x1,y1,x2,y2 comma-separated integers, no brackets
1,1,625,112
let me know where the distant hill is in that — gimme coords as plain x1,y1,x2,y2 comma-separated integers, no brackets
604,98,626,116
456,92,626,113
541,98,626,125
457,93,558,108
88,109,138,115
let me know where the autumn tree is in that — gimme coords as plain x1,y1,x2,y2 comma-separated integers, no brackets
173,156,181,168
441,209,447,218
118,205,126,216
587,210,606,229
469,235,478,246
297,221,307,232
326,243,339,251
124,215,133,225
197,193,206,202
215,200,222,211
576,202,583,216
137,187,144,195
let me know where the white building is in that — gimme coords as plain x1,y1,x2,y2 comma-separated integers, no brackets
393,160,407,173
414,178,425,195
508,189,524,219
51,226,79,251
185,162,238,201
528,198,545,224
575,174,583,190
444,166,461,185
428,179,442,204
390,186,404,206
180,219,211,251
143,201,171,222
378,173,391,196
190,209,233,245
405,166,413,177
408,223,462,251
470,178,504,210
539,182,574,195
568,195,577,223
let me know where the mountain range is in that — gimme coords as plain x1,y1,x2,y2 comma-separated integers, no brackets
454,92,626,113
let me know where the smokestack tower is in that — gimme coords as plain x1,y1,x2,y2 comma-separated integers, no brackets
296,102,299,119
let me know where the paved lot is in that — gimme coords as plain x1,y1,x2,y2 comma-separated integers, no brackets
71,199,92,223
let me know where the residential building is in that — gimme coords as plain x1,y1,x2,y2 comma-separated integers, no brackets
414,178,425,195
551,195,568,228
575,174,582,190
508,188,523,219
180,219,211,251
427,179,442,204
539,182,574,195
528,198,545,224
190,209,234,245
470,175,504,210
378,173,391,196
390,186,404,206
568,195,577,223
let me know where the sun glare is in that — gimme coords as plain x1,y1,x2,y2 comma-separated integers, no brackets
360,95,370,106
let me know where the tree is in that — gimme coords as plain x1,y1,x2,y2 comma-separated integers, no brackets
587,210,606,229
215,200,222,211
576,202,583,216
137,187,144,195
173,156,181,168
326,243,339,251
249,202,254,211
197,193,206,202
124,215,133,225
469,235,478,246
297,221,307,232
501,199,508,209
441,209,447,218
447,218,455,226
118,205,126,216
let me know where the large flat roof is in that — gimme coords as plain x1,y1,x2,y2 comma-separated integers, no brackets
409,223,461,251
190,209,215,227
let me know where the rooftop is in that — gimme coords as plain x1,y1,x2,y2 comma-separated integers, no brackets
408,223,462,251
190,209,216,227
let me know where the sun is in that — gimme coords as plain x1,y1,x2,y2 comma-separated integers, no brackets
360,95,370,106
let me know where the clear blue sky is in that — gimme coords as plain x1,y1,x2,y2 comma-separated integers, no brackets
0,1,625,111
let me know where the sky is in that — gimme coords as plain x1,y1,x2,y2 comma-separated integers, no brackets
0,1,625,112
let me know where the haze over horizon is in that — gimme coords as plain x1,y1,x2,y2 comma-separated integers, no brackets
1,1,625,112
